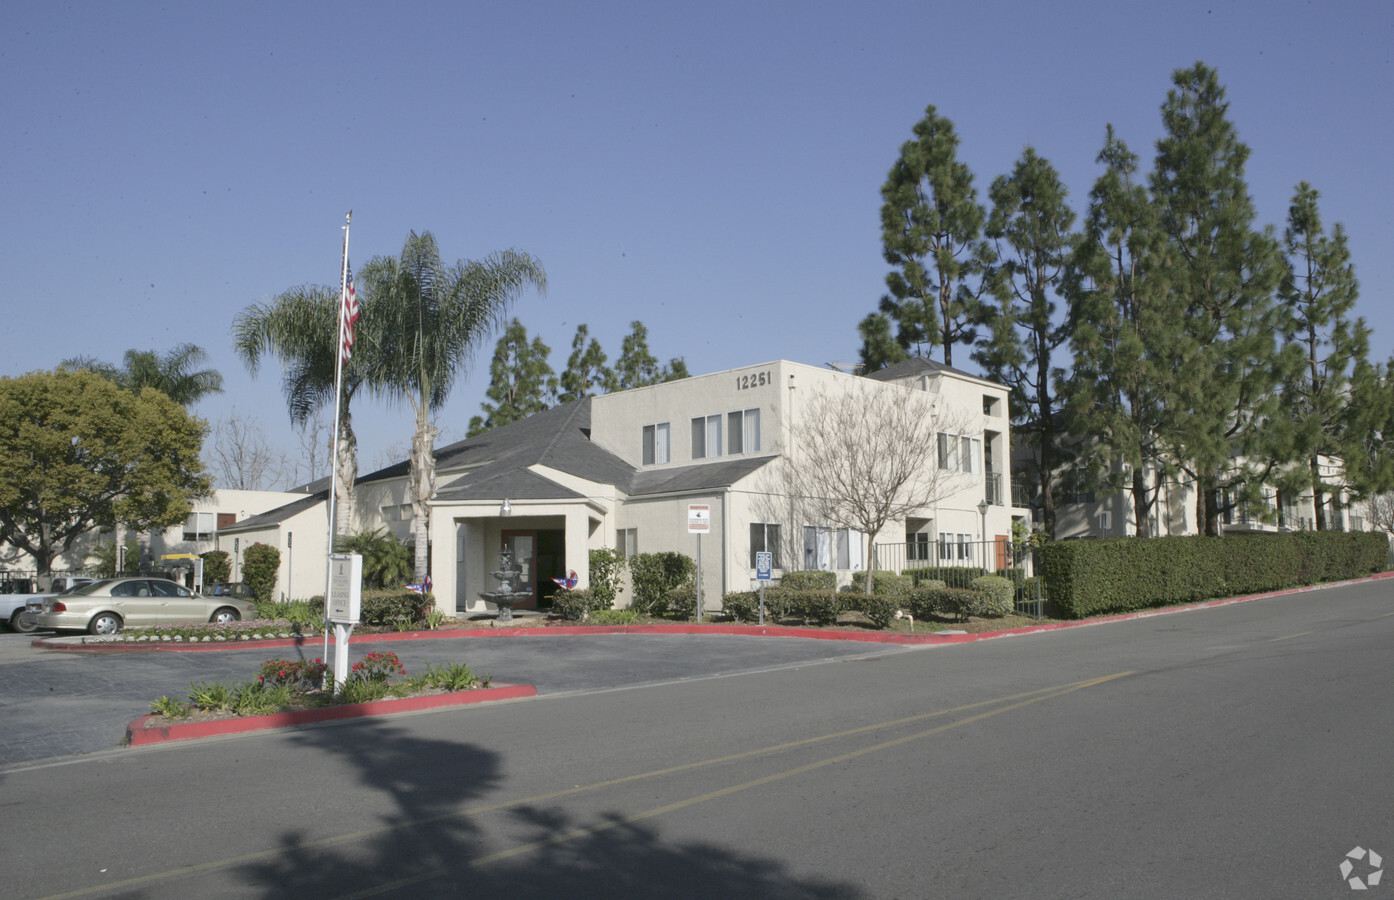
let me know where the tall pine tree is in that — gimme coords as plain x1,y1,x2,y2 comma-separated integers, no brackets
612,321,687,390
975,147,1076,537
558,324,613,403
877,105,990,367
468,319,557,436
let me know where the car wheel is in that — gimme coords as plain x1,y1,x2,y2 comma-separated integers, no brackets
8,609,38,634
210,607,241,625
87,612,122,635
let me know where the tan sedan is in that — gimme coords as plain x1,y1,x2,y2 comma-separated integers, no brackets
28,577,258,635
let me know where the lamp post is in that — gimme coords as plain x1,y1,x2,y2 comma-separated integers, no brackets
978,498,990,544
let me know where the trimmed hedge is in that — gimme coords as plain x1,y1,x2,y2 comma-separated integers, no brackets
779,570,837,591
907,586,990,622
1040,531,1388,619
552,587,612,621
359,588,431,626
970,575,1015,617
629,551,695,614
904,567,988,588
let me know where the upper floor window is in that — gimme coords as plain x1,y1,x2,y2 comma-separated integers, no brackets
642,423,670,465
728,408,760,454
937,433,982,474
183,512,215,542
691,414,722,460
983,395,1001,416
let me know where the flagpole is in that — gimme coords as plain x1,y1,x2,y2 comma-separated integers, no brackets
325,210,352,672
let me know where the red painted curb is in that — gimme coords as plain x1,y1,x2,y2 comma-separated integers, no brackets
125,682,537,747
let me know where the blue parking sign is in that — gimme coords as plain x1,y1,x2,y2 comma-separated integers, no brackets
755,551,773,580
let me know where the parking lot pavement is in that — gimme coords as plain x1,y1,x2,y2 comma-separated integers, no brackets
0,630,909,767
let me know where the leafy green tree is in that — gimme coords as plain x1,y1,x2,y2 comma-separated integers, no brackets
0,370,210,576
877,105,991,366
1149,62,1289,534
200,549,232,586
334,528,412,589
241,542,281,602
1064,126,1176,537
1279,182,1383,526
975,147,1076,537
233,284,367,535
611,321,688,390
856,312,909,374
558,324,613,403
361,231,546,579
86,534,143,578
62,343,224,407
468,319,557,436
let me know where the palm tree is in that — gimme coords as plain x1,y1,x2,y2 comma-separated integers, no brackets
62,343,224,406
232,285,368,535
334,527,412,589
359,232,546,579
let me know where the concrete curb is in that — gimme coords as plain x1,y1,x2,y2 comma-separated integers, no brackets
34,570,1394,654
125,682,537,747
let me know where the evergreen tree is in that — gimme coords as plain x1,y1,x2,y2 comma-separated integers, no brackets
1063,126,1177,538
1279,182,1380,527
469,319,557,436
877,105,990,366
975,147,1076,537
612,321,687,390
1149,62,1288,535
558,324,613,403
856,312,909,374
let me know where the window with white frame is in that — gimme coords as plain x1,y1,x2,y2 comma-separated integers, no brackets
642,422,670,465
183,511,215,541
1097,510,1112,534
749,522,781,569
691,414,722,459
937,433,981,473
727,408,760,455
617,528,637,559
907,532,931,561
938,532,974,563
802,525,862,571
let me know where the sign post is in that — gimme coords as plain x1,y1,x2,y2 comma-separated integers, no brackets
755,550,772,625
327,553,363,690
688,504,710,623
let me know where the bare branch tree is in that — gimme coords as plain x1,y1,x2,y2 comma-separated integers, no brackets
291,413,332,487
782,381,972,592
1361,494,1394,537
210,408,287,491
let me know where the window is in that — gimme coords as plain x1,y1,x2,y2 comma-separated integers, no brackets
749,523,782,569
938,533,974,564
983,395,1000,416
642,422,670,465
802,525,862,571
617,528,637,559
938,433,981,473
691,414,722,459
1097,510,1112,533
937,433,957,470
907,532,931,561
728,408,760,454
183,511,215,541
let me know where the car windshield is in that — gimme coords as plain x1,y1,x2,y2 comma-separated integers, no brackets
68,580,112,596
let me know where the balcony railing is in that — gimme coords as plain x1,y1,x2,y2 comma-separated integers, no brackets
984,472,1004,507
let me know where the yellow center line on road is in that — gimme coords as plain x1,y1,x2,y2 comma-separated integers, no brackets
1269,631,1314,642
40,671,1133,900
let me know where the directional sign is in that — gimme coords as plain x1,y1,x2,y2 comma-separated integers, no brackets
755,551,773,580
688,503,711,534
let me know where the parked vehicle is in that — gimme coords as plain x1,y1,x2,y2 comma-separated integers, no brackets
210,582,255,600
28,577,257,636
2,577,96,633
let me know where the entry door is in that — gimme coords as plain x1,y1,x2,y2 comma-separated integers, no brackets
501,530,537,608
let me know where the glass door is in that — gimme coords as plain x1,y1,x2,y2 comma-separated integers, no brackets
501,530,536,608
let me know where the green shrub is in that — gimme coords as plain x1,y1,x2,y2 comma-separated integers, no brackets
907,586,990,622
785,590,840,625
589,608,644,625
200,550,231,587
629,551,696,613
868,570,912,603
589,548,627,607
242,543,281,602
334,527,413,589
905,567,987,589
661,584,698,620
971,575,1016,617
780,570,837,591
721,591,760,622
359,589,429,627
552,587,611,621
843,592,898,628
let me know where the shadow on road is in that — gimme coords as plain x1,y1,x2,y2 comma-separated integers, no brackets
233,718,861,899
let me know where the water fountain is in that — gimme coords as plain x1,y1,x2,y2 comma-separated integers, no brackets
478,547,532,623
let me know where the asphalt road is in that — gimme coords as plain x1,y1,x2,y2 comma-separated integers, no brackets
2,580,1391,899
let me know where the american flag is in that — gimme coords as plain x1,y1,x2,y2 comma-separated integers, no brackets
340,263,359,360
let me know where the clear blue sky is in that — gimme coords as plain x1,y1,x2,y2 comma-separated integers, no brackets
5,1,1392,483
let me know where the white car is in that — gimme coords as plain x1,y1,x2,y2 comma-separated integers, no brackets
2,577,95,633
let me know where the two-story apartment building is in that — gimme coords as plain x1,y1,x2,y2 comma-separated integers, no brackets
215,358,1032,613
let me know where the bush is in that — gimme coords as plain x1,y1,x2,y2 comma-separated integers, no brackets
661,584,698,620
843,592,898,628
200,550,231,587
905,567,987,589
589,608,644,625
907,586,990,622
784,590,840,625
552,587,611,621
779,570,837,591
868,570,913,604
970,575,1016,617
721,591,760,622
242,543,281,603
629,551,696,614
589,548,626,607
359,588,430,627
334,528,412,589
